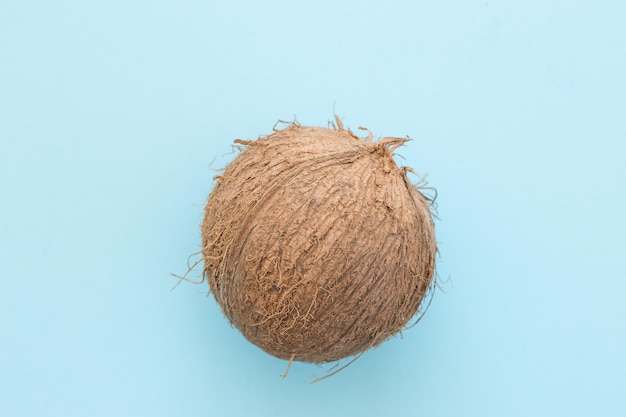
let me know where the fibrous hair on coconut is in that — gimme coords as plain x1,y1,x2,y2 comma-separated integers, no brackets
201,116,437,364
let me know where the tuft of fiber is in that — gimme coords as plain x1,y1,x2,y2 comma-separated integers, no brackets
201,118,437,363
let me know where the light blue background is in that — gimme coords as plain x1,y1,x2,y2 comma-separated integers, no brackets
1,1,624,416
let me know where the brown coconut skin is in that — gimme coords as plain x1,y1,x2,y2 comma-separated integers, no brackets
202,122,436,363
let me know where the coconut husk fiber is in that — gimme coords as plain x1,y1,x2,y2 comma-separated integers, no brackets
201,117,437,363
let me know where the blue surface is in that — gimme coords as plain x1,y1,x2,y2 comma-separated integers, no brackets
1,1,625,416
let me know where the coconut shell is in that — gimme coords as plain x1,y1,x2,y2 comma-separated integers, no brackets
201,120,436,363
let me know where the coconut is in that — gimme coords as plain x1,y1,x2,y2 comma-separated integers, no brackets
201,118,437,363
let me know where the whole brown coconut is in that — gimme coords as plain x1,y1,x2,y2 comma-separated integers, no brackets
202,118,436,363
